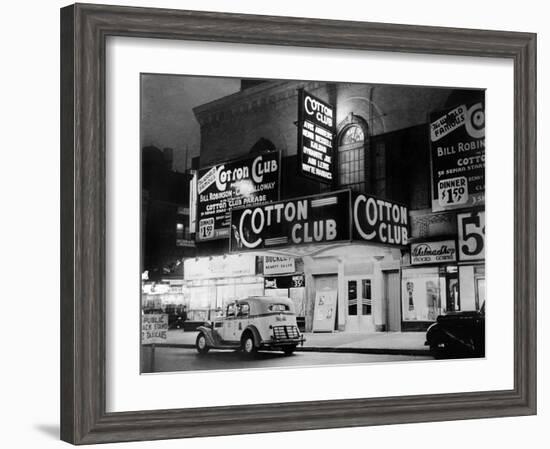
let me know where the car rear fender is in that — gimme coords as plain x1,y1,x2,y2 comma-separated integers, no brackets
242,325,262,347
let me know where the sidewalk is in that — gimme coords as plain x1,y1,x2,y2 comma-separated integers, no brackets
163,329,429,356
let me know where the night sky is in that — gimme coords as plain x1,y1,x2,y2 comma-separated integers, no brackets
140,74,240,172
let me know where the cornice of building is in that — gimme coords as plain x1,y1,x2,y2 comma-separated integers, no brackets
192,79,326,126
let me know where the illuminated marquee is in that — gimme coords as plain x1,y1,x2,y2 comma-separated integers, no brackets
297,89,335,183
229,190,409,252
352,194,409,245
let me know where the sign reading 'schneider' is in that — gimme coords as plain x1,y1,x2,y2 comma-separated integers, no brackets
229,190,408,252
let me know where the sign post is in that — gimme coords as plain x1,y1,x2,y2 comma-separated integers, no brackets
141,313,168,373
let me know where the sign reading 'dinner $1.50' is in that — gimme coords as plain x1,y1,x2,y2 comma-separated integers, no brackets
196,151,279,242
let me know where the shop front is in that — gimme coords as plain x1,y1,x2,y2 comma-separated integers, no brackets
183,254,263,322
228,189,407,334
262,255,307,331
402,236,484,331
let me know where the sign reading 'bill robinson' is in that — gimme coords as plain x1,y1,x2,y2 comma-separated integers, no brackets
297,89,335,183
229,190,408,252
429,101,485,212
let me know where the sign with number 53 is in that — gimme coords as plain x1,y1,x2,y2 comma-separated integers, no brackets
457,211,485,261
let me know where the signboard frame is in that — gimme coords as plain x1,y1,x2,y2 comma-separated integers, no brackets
297,88,336,185
194,150,281,242
428,101,486,213
229,189,354,253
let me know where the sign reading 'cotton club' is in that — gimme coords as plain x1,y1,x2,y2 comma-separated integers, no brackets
352,194,409,246
297,89,335,183
196,151,280,242
229,190,408,252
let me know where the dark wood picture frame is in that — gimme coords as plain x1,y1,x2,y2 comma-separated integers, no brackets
60,3,536,444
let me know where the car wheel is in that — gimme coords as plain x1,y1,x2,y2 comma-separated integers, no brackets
283,345,296,356
196,332,210,354
430,342,446,360
241,333,257,355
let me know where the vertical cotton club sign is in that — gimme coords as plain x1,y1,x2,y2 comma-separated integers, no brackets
297,89,335,183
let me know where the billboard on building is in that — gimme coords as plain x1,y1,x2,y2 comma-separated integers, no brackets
297,89,336,184
229,190,409,252
229,190,352,252
352,193,409,246
411,240,457,265
195,151,280,241
429,101,485,212
457,210,485,261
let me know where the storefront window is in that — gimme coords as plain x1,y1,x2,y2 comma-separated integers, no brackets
401,267,446,321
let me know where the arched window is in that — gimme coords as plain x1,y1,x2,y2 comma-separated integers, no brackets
338,124,367,192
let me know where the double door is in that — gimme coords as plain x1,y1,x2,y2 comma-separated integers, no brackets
345,276,374,332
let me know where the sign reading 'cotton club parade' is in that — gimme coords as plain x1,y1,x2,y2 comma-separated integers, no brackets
196,152,280,241
229,190,408,252
297,89,335,183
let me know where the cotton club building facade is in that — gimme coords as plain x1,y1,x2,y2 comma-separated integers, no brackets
186,79,485,333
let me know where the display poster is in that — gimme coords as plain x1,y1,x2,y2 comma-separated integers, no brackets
312,289,337,332
297,89,335,183
141,314,168,344
401,269,443,322
263,256,296,275
429,102,485,212
352,193,409,246
457,210,485,261
230,190,351,252
411,240,457,265
195,151,279,241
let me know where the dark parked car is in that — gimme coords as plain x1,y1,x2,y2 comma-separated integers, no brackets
425,302,485,359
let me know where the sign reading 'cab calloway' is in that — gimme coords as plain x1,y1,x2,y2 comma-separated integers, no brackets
297,89,335,183
196,151,279,241
229,190,408,252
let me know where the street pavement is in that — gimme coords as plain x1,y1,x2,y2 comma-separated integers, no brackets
160,329,430,356
141,345,432,373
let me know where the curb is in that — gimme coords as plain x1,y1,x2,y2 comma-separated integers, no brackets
145,343,430,357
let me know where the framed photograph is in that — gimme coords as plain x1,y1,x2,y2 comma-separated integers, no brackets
60,3,536,445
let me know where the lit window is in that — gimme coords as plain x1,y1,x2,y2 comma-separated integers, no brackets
338,125,366,193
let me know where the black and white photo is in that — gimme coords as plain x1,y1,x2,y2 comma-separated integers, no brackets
140,75,486,373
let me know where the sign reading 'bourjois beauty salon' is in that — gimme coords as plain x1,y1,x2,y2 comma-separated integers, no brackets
229,190,408,252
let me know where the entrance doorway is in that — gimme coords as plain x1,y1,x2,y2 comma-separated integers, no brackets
384,270,401,332
345,276,374,332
